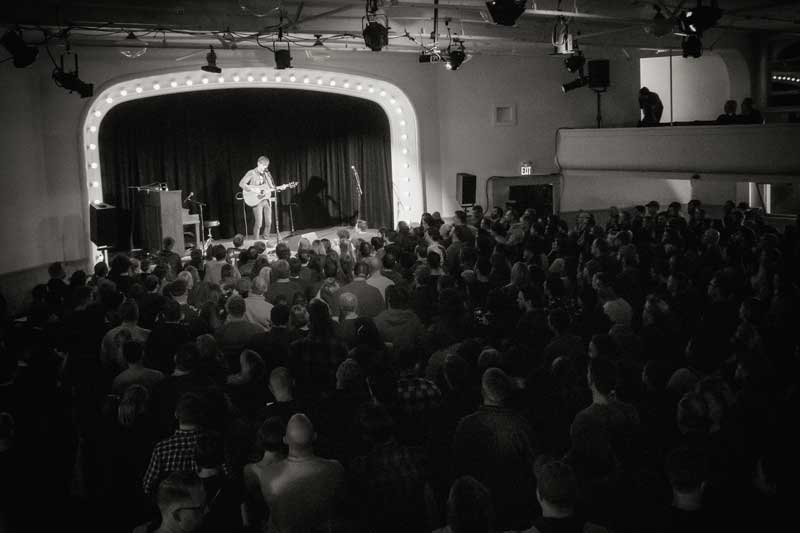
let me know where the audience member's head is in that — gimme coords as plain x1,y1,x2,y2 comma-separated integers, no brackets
535,459,577,516
269,366,293,400
155,472,207,532
284,413,316,457
271,304,290,327
225,295,246,319
481,367,514,407
587,356,617,399
257,417,288,457
447,476,494,533
175,392,205,428
339,292,358,316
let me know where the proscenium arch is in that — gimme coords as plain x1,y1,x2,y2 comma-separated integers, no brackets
80,67,423,262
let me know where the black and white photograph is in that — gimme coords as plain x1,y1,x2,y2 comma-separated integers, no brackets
0,1,797,532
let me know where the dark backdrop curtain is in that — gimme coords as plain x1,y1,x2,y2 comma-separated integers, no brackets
99,88,392,246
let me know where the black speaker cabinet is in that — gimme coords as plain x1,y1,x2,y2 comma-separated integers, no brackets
89,203,118,247
588,60,610,89
457,172,477,206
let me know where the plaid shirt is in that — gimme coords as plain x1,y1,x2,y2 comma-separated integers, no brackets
396,375,441,415
351,439,428,500
142,429,202,494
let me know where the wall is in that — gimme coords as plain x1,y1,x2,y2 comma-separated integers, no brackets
436,50,641,214
640,53,732,122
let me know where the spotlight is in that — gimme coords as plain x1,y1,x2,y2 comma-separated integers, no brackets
1,29,38,68
53,70,93,97
445,40,467,71
682,34,702,58
485,0,527,27
552,17,577,55
651,6,673,37
201,45,222,73
676,1,722,38
117,31,148,58
274,47,292,69
362,17,389,51
564,53,585,73
52,52,93,98
561,77,588,93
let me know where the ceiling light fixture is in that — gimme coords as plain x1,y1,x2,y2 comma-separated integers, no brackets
561,76,588,93
485,0,527,27
681,34,703,58
362,0,389,51
52,51,93,98
552,17,577,55
117,31,148,58
445,39,467,71
201,45,222,73
274,45,292,69
564,52,585,73
1,29,38,68
651,6,674,37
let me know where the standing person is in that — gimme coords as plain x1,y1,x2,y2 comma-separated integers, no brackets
240,156,276,241
639,87,664,127
740,97,764,124
255,414,346,533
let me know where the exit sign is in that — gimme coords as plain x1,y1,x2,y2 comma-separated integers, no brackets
520,161,533,175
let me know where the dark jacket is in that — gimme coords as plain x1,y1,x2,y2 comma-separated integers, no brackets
453,405,538,531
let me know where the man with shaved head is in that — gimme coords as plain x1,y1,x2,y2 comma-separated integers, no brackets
365,255,395,301
256,413,345,532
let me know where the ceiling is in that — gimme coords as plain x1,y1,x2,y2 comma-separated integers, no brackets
4,1,800,58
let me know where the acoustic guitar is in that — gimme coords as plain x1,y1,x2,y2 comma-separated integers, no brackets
243,181,298,207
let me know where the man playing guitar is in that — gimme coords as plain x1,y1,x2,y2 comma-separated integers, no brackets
239,155,276,240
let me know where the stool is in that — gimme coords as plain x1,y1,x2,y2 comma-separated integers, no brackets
203,219,220,248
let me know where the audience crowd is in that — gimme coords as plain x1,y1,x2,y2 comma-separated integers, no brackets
0,200,797,533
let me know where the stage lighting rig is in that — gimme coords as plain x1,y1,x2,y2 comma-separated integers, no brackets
675,1,722,58
485,0,527,27
362,0,389,51
274,45,292,69
1,29,38,68
117,31,148,58
418,49,442,63
562,76,588,93
52,51,93,98
552,17,577,55
677,1,723,37
201,45,222,73
564,52,585,74
681,34,703,58
445,39,467,71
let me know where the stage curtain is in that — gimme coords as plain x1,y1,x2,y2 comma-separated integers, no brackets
99,88,392,247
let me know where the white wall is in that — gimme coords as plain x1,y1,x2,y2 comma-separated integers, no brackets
640,53,732,122
436,52,641,214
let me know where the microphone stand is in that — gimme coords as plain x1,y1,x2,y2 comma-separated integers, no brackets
186,198,208,250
